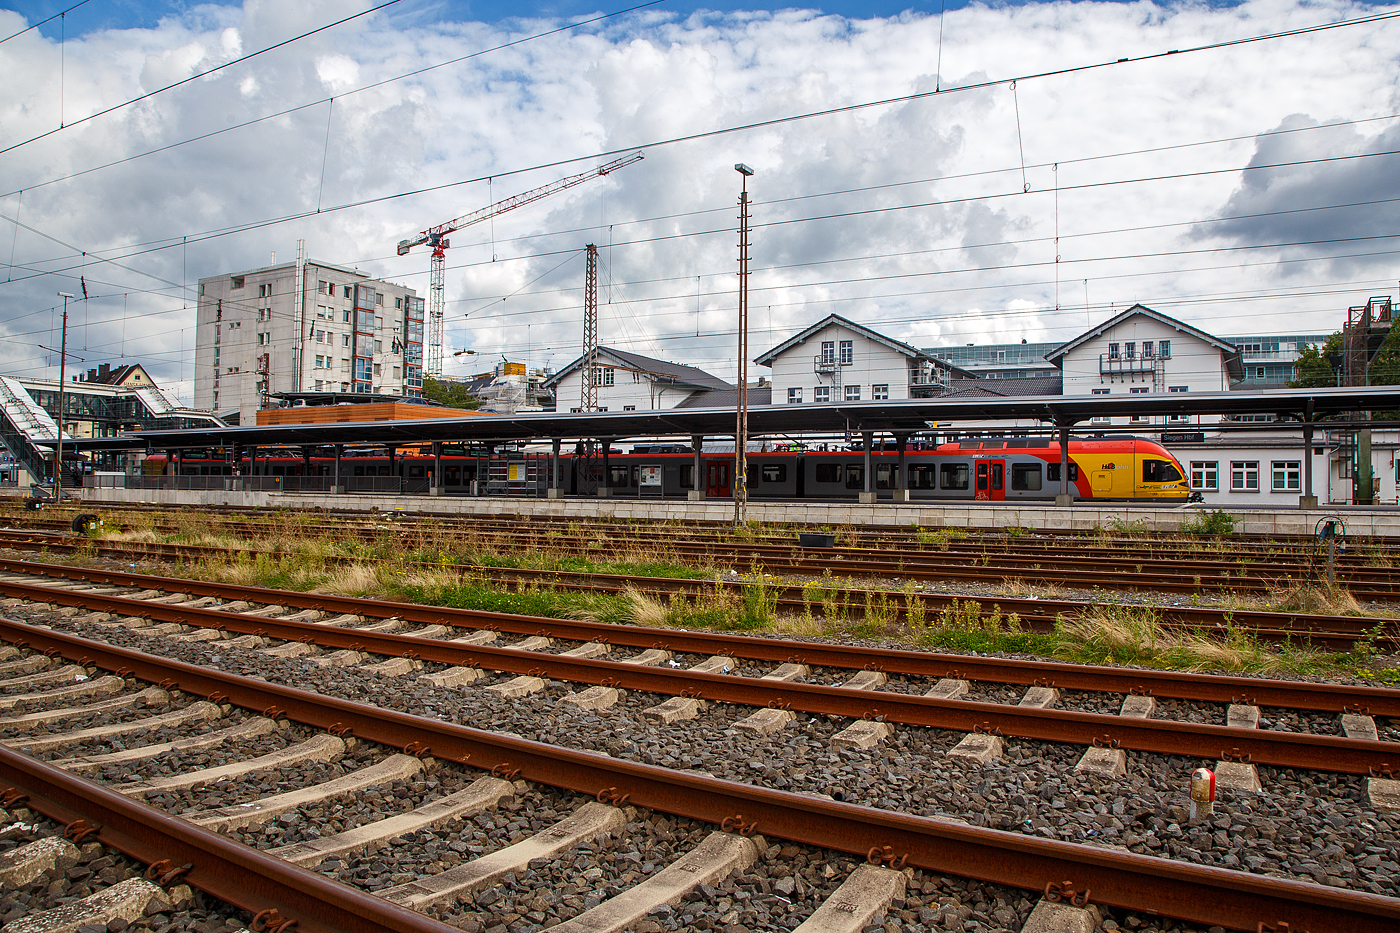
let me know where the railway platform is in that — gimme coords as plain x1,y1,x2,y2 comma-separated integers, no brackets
52,485,1400,538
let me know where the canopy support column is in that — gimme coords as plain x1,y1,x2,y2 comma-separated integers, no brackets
598,440,612,498
859,431,876,504
1301,402,1318,509
548,438,563,499
892,433,910,502
431,442,442,496
689,435,705,501
1056,426,1074,507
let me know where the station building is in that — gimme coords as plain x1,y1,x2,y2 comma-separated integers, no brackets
543,347,734,413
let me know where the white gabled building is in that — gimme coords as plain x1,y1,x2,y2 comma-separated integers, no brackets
756,314,971,405
542,347,732,412
1048,304,1245,398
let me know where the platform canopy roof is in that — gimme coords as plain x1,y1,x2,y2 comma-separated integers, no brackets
68,385,1400,451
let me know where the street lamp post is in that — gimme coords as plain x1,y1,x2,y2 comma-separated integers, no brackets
54,293,74,491
734,163,754,526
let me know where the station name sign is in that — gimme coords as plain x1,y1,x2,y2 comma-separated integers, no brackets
1160,432,1205,444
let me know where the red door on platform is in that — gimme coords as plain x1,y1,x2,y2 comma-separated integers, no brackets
975,459,1006,501
706,462,731,498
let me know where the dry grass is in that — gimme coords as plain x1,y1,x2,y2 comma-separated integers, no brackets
1266,581,1363,615
623,586,669,627
1054,604,1295,673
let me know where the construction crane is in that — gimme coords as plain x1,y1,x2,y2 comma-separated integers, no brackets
397,152,644,379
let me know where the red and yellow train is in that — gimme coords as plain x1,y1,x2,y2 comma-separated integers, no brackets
141,435,1191,502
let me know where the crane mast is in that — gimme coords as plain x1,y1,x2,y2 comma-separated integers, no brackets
397,153,644,379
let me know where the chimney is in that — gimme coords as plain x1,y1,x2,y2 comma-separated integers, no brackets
99,363,111,380
86,369,95,381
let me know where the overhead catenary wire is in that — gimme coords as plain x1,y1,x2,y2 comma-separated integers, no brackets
0,0,409,157
9,3,1399,284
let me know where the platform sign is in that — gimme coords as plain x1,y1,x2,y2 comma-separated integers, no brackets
640,464,663,497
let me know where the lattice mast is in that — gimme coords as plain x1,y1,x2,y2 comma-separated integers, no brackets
581,244,599,412
396,153,643,379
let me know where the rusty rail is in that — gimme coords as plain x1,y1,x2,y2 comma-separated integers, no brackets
1,617,1397,933
0,748,463,933
4,583,1398,776
2,557,1398,715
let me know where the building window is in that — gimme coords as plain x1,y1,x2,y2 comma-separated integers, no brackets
376,293,384,306
316,331,324,343
1272,460,1301,491
1191,461,1218,491
839,340,853,364
1125,342,1136,359
395,297,402,309
815,386,831,403
820,341,835,364
1159,340,1171,358
1092,388,1110,395
1169,385,1187,393
374,363,382,376
623,405,636,411
1130,387,1149,394
787,387,802,404
1339,459,1353,479
1142,341,1154,359
392,366,400,379
314,380,323,391
343,286,352,299
314,355,323,368
342,335,350,347
231,276,245,289
341,358,350,372
872,384,889,400
342,310,351,323
591,366,615,387
845,385,861,401
1255,367,1265,379
1108,343,1120,359
1231,461,1259,491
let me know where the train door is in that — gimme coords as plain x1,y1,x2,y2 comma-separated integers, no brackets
974,459,1005,502
706,462,731,498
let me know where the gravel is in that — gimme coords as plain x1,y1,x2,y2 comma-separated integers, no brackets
0,599,1394,930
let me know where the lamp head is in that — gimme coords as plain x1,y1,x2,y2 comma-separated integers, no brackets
734,163,755,176
57,292,75,299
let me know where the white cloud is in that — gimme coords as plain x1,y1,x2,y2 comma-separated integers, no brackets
1,0,1397,403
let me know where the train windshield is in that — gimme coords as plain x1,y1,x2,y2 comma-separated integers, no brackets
1142,459,1184,483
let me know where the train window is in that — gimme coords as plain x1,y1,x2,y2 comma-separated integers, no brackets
445,466,461,485
845,465,864,489
378,465,392,477
679,465,694,489
875,463,894,489
991,463,1003,491
609,465,630,487
815,463,841,483
1046,463,1079,482
940,463,969,490
1142,459,1183,483
909,464,937,489
1011,464,1042,490
762,464,786,483
630,465,639,486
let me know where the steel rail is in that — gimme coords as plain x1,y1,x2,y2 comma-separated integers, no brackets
0,551,1391,656
1,617,1397,933
5,579,1397,775
0,748,462,933
1,558,1397,713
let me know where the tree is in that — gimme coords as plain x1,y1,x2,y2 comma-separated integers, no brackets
420,377,480,410
1289,334,1341,388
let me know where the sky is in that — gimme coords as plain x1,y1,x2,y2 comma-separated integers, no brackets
1,0,1399,405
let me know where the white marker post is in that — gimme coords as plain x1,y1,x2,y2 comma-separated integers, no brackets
1190,766,1216,821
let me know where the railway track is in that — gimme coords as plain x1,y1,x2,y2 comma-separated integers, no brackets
0,527,1394,653
0,593,1398,932
7,506,1393,600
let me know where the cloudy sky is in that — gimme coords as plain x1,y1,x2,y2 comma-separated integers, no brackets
1,0,1398,404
